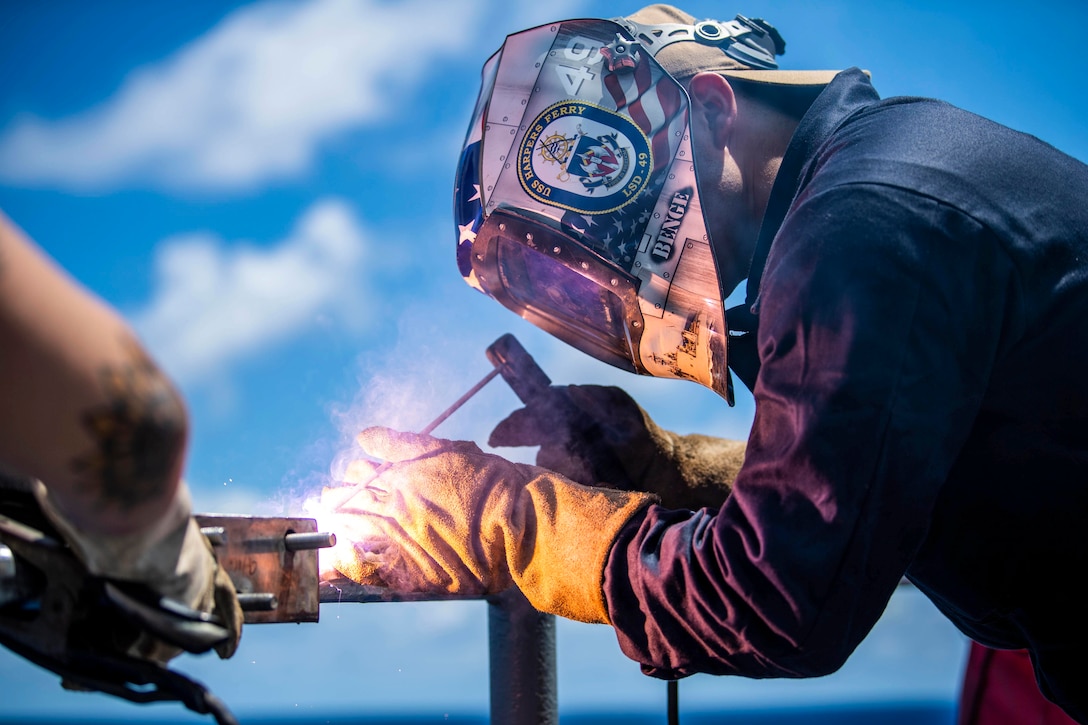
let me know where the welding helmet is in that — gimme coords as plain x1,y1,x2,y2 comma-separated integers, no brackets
454,8,831,402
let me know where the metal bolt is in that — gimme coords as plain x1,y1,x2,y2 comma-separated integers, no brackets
200,526,227,547
284,531,337,551
237,593,278,611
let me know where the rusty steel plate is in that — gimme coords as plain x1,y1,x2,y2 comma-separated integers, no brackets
196,514,325,624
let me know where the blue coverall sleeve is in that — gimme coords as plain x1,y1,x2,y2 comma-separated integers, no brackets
603,183,1017,679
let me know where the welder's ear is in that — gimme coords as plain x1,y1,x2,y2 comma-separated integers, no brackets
688,71,738,148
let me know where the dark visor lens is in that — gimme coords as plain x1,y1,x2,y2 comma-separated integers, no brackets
471,209,643,372
498,240,629,350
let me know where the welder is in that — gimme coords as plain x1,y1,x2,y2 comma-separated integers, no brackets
323,5,1088,722
0,210,242,662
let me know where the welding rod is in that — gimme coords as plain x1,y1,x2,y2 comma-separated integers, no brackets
420,367,501,436
370,366,501,470
334,366,501,509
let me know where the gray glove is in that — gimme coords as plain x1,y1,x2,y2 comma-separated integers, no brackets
489,384,744,510
33,480,242,661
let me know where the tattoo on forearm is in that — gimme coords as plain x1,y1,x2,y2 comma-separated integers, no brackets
71,342,186,512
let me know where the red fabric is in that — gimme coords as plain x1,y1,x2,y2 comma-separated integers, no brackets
959,643,1079,725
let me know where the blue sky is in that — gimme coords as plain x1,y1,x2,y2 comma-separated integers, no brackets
1,0,1086,720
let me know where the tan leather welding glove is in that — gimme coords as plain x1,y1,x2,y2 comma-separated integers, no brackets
322,427,655,624
33,480,243,661
489,385,743,510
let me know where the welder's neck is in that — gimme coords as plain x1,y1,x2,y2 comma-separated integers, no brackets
711,157,780,293
726,106,798,288
737,99,797,218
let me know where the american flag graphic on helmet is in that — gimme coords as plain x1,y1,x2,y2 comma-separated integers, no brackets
455,20,693,282
554,35,686,271
559,170,666,270
454,139,483,290
602,42,686,174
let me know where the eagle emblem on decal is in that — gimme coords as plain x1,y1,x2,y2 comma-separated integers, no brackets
569,131,630,192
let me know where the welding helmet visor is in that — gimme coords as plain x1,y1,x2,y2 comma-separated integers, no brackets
455,19,732,401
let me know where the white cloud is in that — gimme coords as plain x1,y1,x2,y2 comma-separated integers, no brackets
0,0,596,192
0,0,483,191
132,198,370,383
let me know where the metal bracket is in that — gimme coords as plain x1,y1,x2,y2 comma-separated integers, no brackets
196,514,333,624
613,14,783,70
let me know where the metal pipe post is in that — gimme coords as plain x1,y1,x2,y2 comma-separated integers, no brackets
488,588,558,725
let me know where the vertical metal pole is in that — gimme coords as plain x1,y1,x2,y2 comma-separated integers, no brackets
485,334,558,723
488,588,557,725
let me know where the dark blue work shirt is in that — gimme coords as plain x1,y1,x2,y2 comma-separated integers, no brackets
603,68,1088,720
